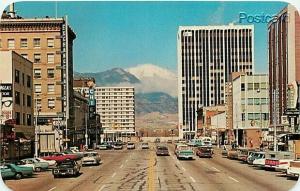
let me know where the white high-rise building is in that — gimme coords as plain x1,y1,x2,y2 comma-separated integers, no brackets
178,24,254,139
95,87,135,141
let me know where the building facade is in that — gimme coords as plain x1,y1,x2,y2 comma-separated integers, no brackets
178,24,254,138
95,87,135,141
0,50,33,159
268,4,300,127
0,13,76,150
232,73,269,146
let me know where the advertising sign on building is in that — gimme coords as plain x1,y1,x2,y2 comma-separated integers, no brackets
287,81,298,109
0,83,13,97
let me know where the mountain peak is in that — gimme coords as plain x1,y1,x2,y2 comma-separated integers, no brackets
126,64,176,79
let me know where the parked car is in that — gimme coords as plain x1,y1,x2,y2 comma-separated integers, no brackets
264,151,294,171
221,146,228,157
35,157,56,168
156,146,169,156
41,153,78,162
127,142,135,150
12,160,35,171
64,149,84,159
287,160,300,179
21,158,49,172
82,152,101,166
227,149,239,160
247,152,265,164
1,163,33,180
141,142,149,149
196,146,213,158
237,148,255,162
97,143,108,150
253,158,266,168
175,144,194,160
53,159,81,178
114,142,123,150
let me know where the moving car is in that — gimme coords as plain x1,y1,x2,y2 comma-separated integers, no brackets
127,142,135,150
21,158,49,172
247,152,265,164
156,146,169,156
53,159,81,178
35,157,56,168
114,142,123,150
175,144,194,160
141,143,149,149
1,163,33,180
196,146,213,158
82,152,101,166
41,153,78,162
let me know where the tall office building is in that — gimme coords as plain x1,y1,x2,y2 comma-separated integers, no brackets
0,7,76,137
95,87,135,141
178,24,254,138
268,4,300,126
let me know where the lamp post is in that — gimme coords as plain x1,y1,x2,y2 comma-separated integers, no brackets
34,95,39,157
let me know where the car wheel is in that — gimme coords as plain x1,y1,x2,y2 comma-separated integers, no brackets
15,173,23,180
35,167,41,172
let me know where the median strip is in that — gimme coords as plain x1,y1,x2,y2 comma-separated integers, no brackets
228,176,239,183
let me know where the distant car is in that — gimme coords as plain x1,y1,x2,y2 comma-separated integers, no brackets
21,158,49,172
97,144,108,150
155,138,160,143
53,159,81,178
82,152,101,166
196,146,213,158
141,143,149,149
1,163,33,180
127,142,135,150
64,149,84,159
167,140,172,144
114,142,123,150
156,146,169,156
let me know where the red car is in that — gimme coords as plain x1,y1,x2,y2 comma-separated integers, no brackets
41,153,78,162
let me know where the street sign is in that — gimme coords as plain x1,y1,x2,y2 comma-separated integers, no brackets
0,83,13,97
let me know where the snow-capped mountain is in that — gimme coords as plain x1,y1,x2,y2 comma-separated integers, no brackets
126,64,177,97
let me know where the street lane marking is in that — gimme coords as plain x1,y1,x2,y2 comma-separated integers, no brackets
120,164,123,168
228,176,239,183
48,187,56,191
112,172,116,178
98,185,106,191
147,151,155,191
190,176,196,183
211,167,220,172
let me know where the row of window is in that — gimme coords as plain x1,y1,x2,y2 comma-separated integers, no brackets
15,69,32,88
241,98,269,105
241,113,269,121
34,68,55,78
96,92,133,95
97,96,134,99
241,82,268,91
96,88,134,91
36,98,56,109
15,112,32,126
15,91,32,107
0,38,55,49
34,84,55,93
21,53,55,64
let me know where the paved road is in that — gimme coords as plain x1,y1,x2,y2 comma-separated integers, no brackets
5,143,297,191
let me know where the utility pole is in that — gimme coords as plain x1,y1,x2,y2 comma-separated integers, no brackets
85,112,88,148
34,97,38,157
273,89,278,152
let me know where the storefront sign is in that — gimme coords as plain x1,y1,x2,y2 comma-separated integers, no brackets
0,83,13,97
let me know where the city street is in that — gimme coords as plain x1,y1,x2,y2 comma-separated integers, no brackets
4,143,297,191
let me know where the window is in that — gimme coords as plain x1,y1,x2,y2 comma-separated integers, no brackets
47,38,54,48
21,54,28,59
261,98,268,105
36,99,42,109
48,99,55,109
34,54,41,63
23,94,25,106
27,95,32,107
248,113,254,120
15,69,20,83
35,84,41,93
254,98,260,105
47,53,54,64
20,38,28,48
22,73,24,85
23,113,25,125
248,98,254,105
15,91,20,105
8,39,15,49
254,83,260,90
48,84,55,93
27,114,32,126
241,98,245,105
247,83,254,90
241,113,245,121
16,112,20,125
47,69,55,78
261,82,267,89
33,38,41,48
27,75,31,88
34,69,41,78
0,39,2,48
241,83,245,91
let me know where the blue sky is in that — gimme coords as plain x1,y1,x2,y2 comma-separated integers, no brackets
11,1,287,73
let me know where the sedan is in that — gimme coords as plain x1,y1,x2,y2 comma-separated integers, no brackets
141,143,149,149
156,146,169,156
